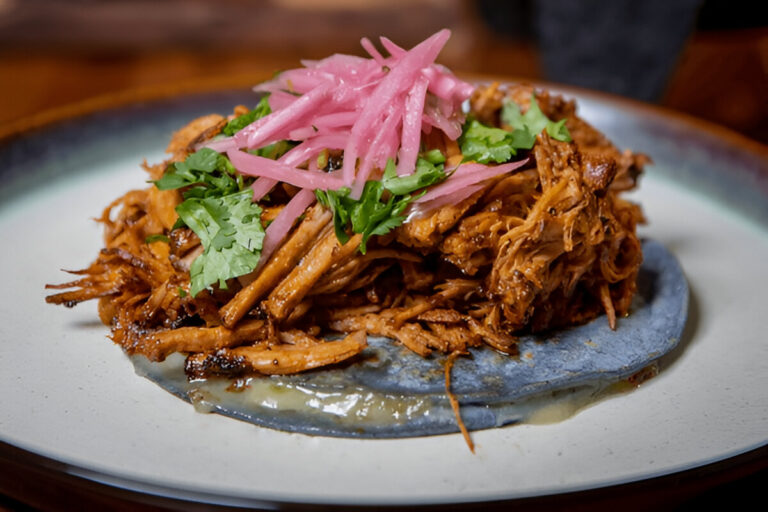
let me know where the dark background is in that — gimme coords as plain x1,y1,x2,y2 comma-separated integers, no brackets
0,0,766,143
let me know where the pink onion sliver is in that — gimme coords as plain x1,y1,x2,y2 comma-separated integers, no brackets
432,63,474,101
443,162,489,178
267,90,300,111
438,95,456,118
396,76,429,176
255,68,334,95
258,188,316,267
303,54,371,75
280,69,336,94
351,104,403,198
423,106,463,140
340,139,360,187
422,65,475,103
422,66,455,100
228,149,344,191
354,65,391,89
302,56,382,88
379,115,403,168
379,36,406,57
453,80,475,102
236,82,332,150
314,111,359,129
200,136,237,152
251,177,277,201
288,127,316,141
407,182,486,220
279,132,349,168
288,111,357,140
414,159,529,204
341,30,451,185
361,37,386,64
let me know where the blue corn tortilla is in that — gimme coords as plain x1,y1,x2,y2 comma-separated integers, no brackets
132,238,688,437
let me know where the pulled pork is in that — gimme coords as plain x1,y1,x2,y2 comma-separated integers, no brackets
46,83,645,380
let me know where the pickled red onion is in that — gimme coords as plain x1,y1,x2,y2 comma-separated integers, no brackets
217,30,530,239
414,159,529,205
228,149,344,191
259,188,316,267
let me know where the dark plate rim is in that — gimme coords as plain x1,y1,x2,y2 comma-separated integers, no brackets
2,438,767,511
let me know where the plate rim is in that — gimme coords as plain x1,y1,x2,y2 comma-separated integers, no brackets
2,438,767,509
2,78,767,508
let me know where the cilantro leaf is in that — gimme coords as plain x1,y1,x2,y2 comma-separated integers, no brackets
176,189,264,297
546,118,571,141
420,148,446,165
153,148,242,198
382,156,446,196
153,148,265,297
501,93,572,143
459,93,572,164
316,186,352,246
145,234,170,244
317,153,447,253
184,148,220,172
222,94,272,136
368,215,405,237
458,120,521,164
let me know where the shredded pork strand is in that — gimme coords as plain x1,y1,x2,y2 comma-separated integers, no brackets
46,83,645,416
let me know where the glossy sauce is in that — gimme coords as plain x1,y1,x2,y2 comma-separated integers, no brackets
133,353,651,432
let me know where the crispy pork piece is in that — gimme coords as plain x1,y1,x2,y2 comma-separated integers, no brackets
184,330,367,378
165,113,226,159
264,230,363,321
440,211,522,275
136,319,267,362
327,313,436,356
395,188,484,249
219,203,332,327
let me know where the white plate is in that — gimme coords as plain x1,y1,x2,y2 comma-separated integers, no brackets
1,87,766,507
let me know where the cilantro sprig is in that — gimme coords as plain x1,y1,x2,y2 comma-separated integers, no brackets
459,120,535,164
459,93,571,164
316,152,447,253
177,189,264,297
154,148,244,199
501,93,572,143
153,148,264,297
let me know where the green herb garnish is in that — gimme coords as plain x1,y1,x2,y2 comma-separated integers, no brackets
153,148,242,198
176,189,264,297
458,120,534,164
153,149,264,297
459,93,571,164
144,234,170,244
501,93,572,143
316,153,447,253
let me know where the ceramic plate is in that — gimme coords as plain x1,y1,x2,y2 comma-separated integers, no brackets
0,85,766,508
